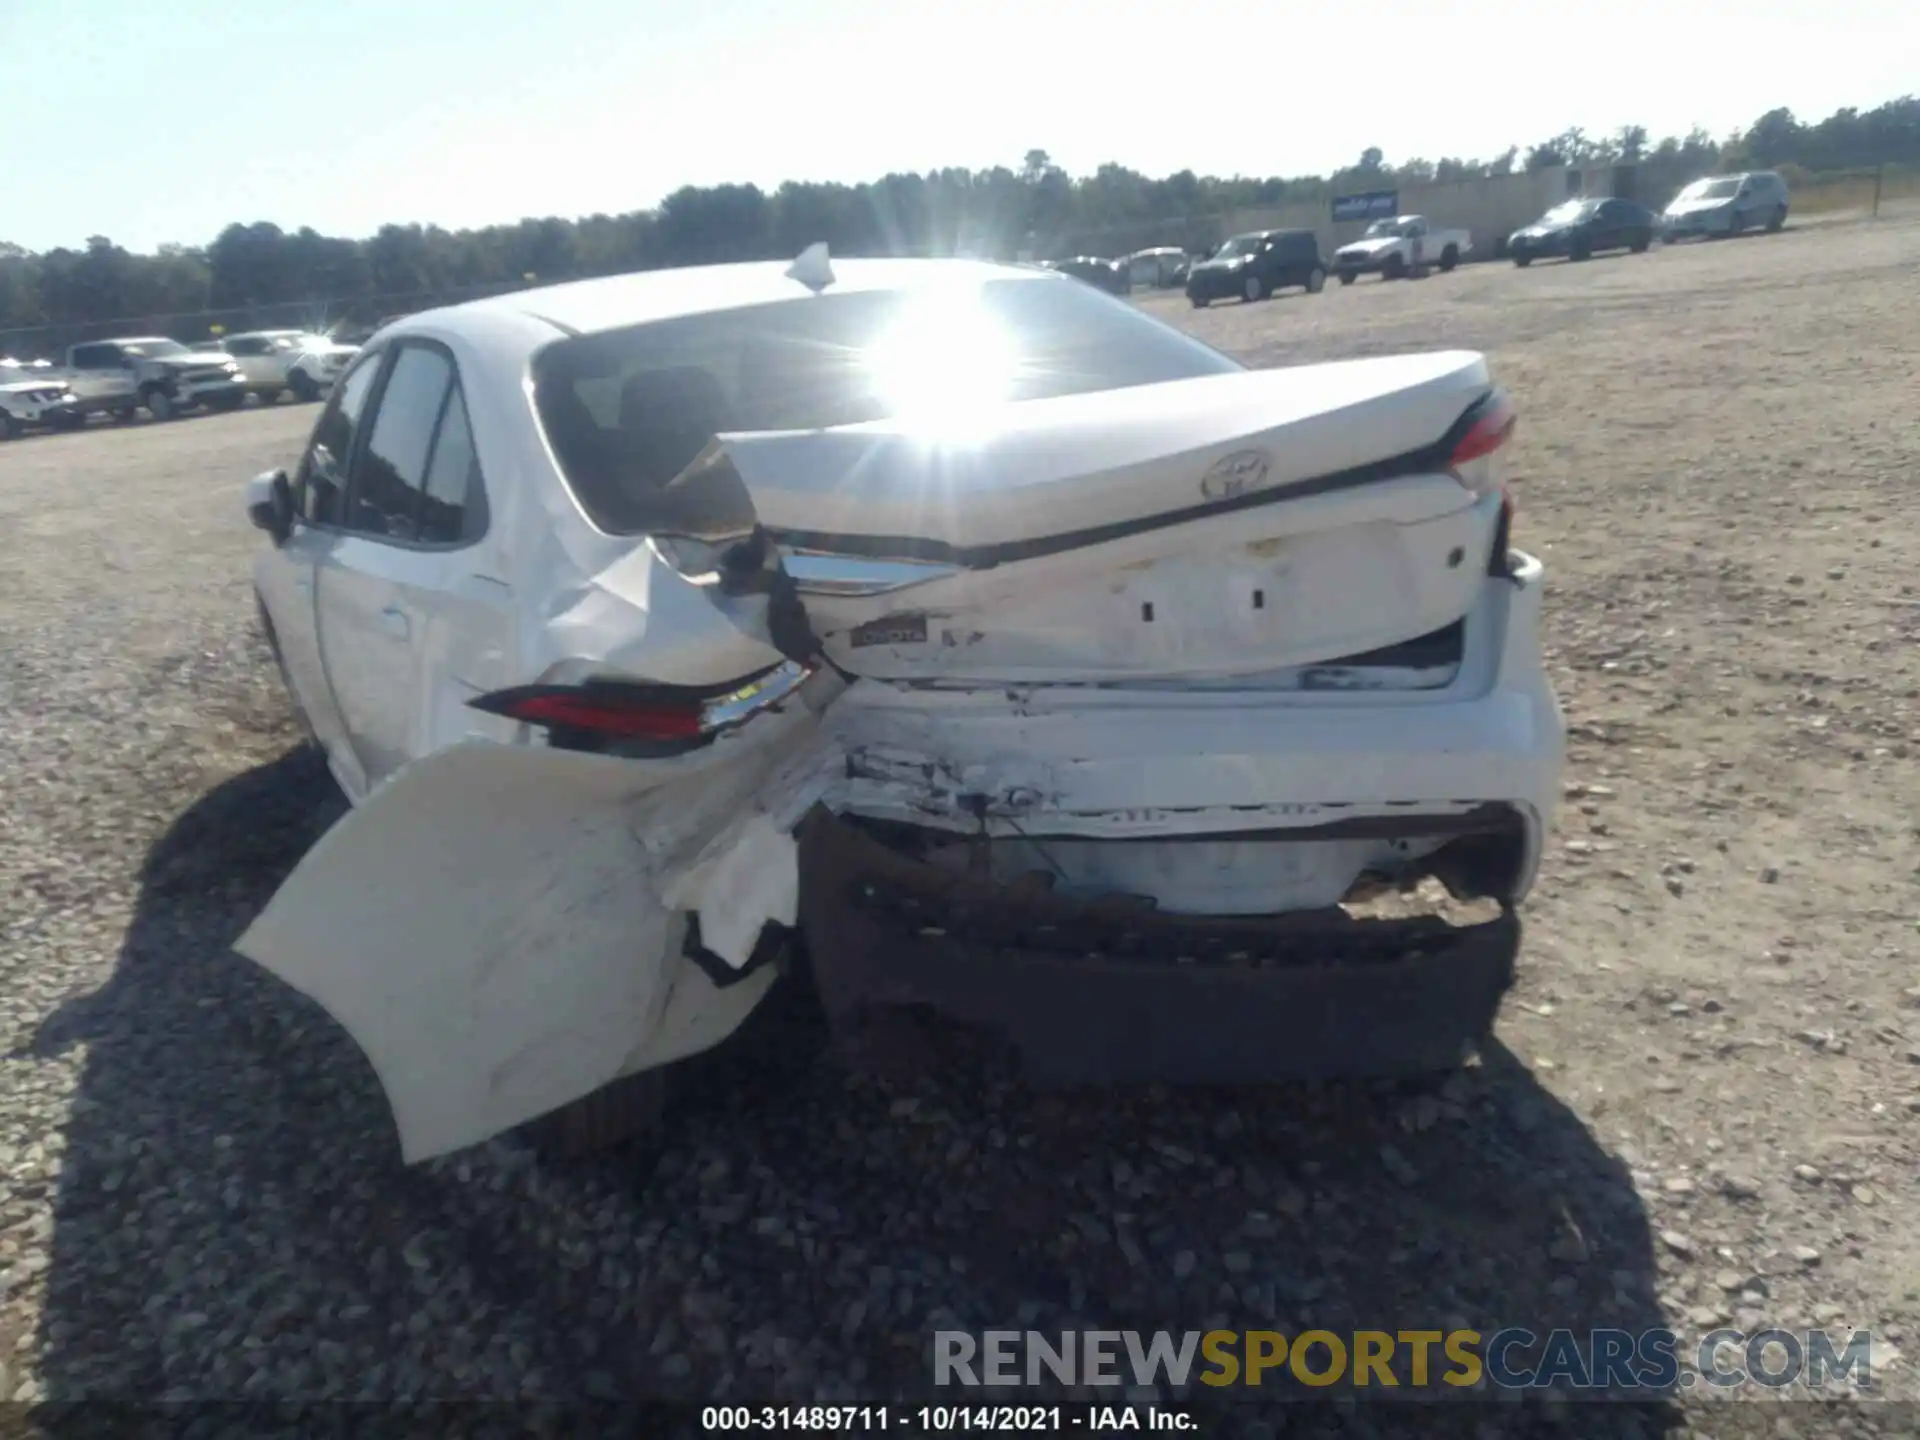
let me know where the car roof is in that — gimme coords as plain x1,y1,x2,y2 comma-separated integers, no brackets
418,257,1054,338
95,336,173,345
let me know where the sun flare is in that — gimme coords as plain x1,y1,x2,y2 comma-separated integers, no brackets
863,289,1017,433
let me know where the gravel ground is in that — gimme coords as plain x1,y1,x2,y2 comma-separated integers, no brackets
3,219,1918,1438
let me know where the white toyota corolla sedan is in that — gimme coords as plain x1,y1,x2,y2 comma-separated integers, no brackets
239,247,1564,1163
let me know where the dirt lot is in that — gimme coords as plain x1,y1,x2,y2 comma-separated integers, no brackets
2,221,1918,1436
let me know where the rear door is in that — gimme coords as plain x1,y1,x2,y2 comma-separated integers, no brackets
259,350,385,793
315,338,515,793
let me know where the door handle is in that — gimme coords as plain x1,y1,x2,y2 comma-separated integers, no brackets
378,605,410,640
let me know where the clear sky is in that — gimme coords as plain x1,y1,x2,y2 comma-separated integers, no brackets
3,0,1911,254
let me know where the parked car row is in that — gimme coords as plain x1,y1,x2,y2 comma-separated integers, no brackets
1035,169,1796,315
0,329,360,438
1504,171,1789,267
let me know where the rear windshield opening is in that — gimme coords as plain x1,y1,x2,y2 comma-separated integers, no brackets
530,277,1242,536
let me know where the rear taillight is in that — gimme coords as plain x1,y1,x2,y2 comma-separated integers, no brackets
472,687,706,740
1447,389,1516,502
469,661,812,750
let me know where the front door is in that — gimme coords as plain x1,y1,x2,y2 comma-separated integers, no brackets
65,344,138,408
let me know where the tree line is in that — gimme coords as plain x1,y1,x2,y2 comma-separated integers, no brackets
2,95,1914,349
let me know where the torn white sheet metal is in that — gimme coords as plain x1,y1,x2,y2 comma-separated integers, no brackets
532,527,792,691
237,700,839,1163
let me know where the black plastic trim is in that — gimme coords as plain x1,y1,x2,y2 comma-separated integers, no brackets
682,915,789,989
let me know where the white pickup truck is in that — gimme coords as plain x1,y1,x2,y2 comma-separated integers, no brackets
62,336,248,421
1333,215,1472,283
212,329,362,403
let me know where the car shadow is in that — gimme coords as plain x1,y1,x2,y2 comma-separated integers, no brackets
24,747,1677,1432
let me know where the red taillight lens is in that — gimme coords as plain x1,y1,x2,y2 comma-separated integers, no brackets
469,662,814,746
472,687,704,740
1450,390,1517,467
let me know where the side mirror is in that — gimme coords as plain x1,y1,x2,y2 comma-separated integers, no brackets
247,469,295,546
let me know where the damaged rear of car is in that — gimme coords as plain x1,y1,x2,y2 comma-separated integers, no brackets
238,254,1563,1164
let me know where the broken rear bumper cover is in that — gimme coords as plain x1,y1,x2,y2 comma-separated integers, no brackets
797,807,1524,1085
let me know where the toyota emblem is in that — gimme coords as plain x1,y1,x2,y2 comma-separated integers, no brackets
1200,448,1270,501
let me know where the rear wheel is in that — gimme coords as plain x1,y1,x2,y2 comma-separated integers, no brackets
1189,295,1208,309
1726,212,1746,237
1337,269,1357,286
1438,245,1459,273
1,411,19,441
1304,266,1326,294
1242,274,1266,302
143,387,175,422
1381,254,1406,281
1629,231,1651,253
1570,235,1593,262
289,370,321,402
523,1067,671,1161
1767,206,1787,233
1513,254,1533,268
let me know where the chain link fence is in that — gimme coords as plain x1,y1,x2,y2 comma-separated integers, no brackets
0,276,547,364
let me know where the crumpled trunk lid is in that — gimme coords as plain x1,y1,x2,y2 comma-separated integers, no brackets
665,353,1504,684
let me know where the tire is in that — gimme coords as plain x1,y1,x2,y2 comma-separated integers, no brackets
1304,266,1326,294
1189,295,1208,309
209,391,244,412
1438,245,1459,273
0,411,19,441
523,1067,671,1161
1767,206,1787,233
143,387,175,422
1629,231,1651,254
1242,274,1266,303
1381,254,1406,281
289,370,321,402
1513,254,1533,268
110,407,138,423
1726,212,1746,237
1570,236,1593,262
1337,269,1357,286
259,387,284,405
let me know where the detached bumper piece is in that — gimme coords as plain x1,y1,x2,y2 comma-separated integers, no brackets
798,810,1520,1086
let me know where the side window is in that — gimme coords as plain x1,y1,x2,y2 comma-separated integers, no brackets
298,353,381,526
70,345,108,369
346,344,453,542
225,337,255,357
418,383,482,545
